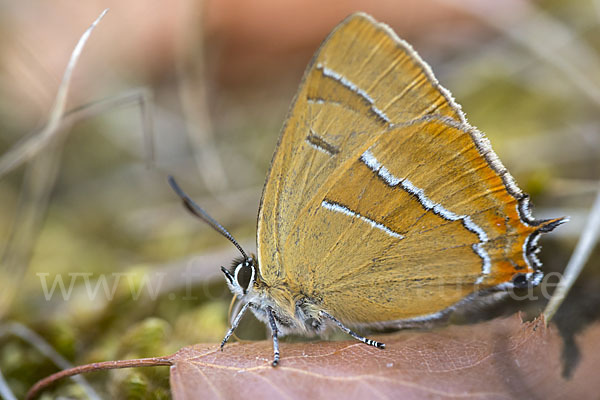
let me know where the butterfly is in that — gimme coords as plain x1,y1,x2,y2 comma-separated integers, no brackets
169,12,564,366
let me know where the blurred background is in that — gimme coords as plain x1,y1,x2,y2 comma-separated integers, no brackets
1,0,599,397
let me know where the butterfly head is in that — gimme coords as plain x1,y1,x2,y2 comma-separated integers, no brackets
221,255,258,297
165,177,262,298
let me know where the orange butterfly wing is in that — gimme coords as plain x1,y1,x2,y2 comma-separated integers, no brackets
258,13,463,280
256,13,562,324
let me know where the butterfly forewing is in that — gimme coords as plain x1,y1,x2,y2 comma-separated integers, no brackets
311,15,464,124
257,13,465,285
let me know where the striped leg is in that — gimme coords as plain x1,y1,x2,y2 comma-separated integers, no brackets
220,301,251,350
320,310,385,349
266,306,280,366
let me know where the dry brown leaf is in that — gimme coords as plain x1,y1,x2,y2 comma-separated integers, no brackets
169,315,600,399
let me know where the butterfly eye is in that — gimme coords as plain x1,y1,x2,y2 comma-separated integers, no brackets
235,262,254,293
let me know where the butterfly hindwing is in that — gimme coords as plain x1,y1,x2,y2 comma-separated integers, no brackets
286,116,563,323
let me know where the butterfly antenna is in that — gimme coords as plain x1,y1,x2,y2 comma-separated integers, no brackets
168,176,248,260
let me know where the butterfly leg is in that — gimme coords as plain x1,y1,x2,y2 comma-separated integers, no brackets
220,301,251,350
266,306,280,366
319,310,385,349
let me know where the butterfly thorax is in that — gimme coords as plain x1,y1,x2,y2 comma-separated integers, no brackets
224,255,328,336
